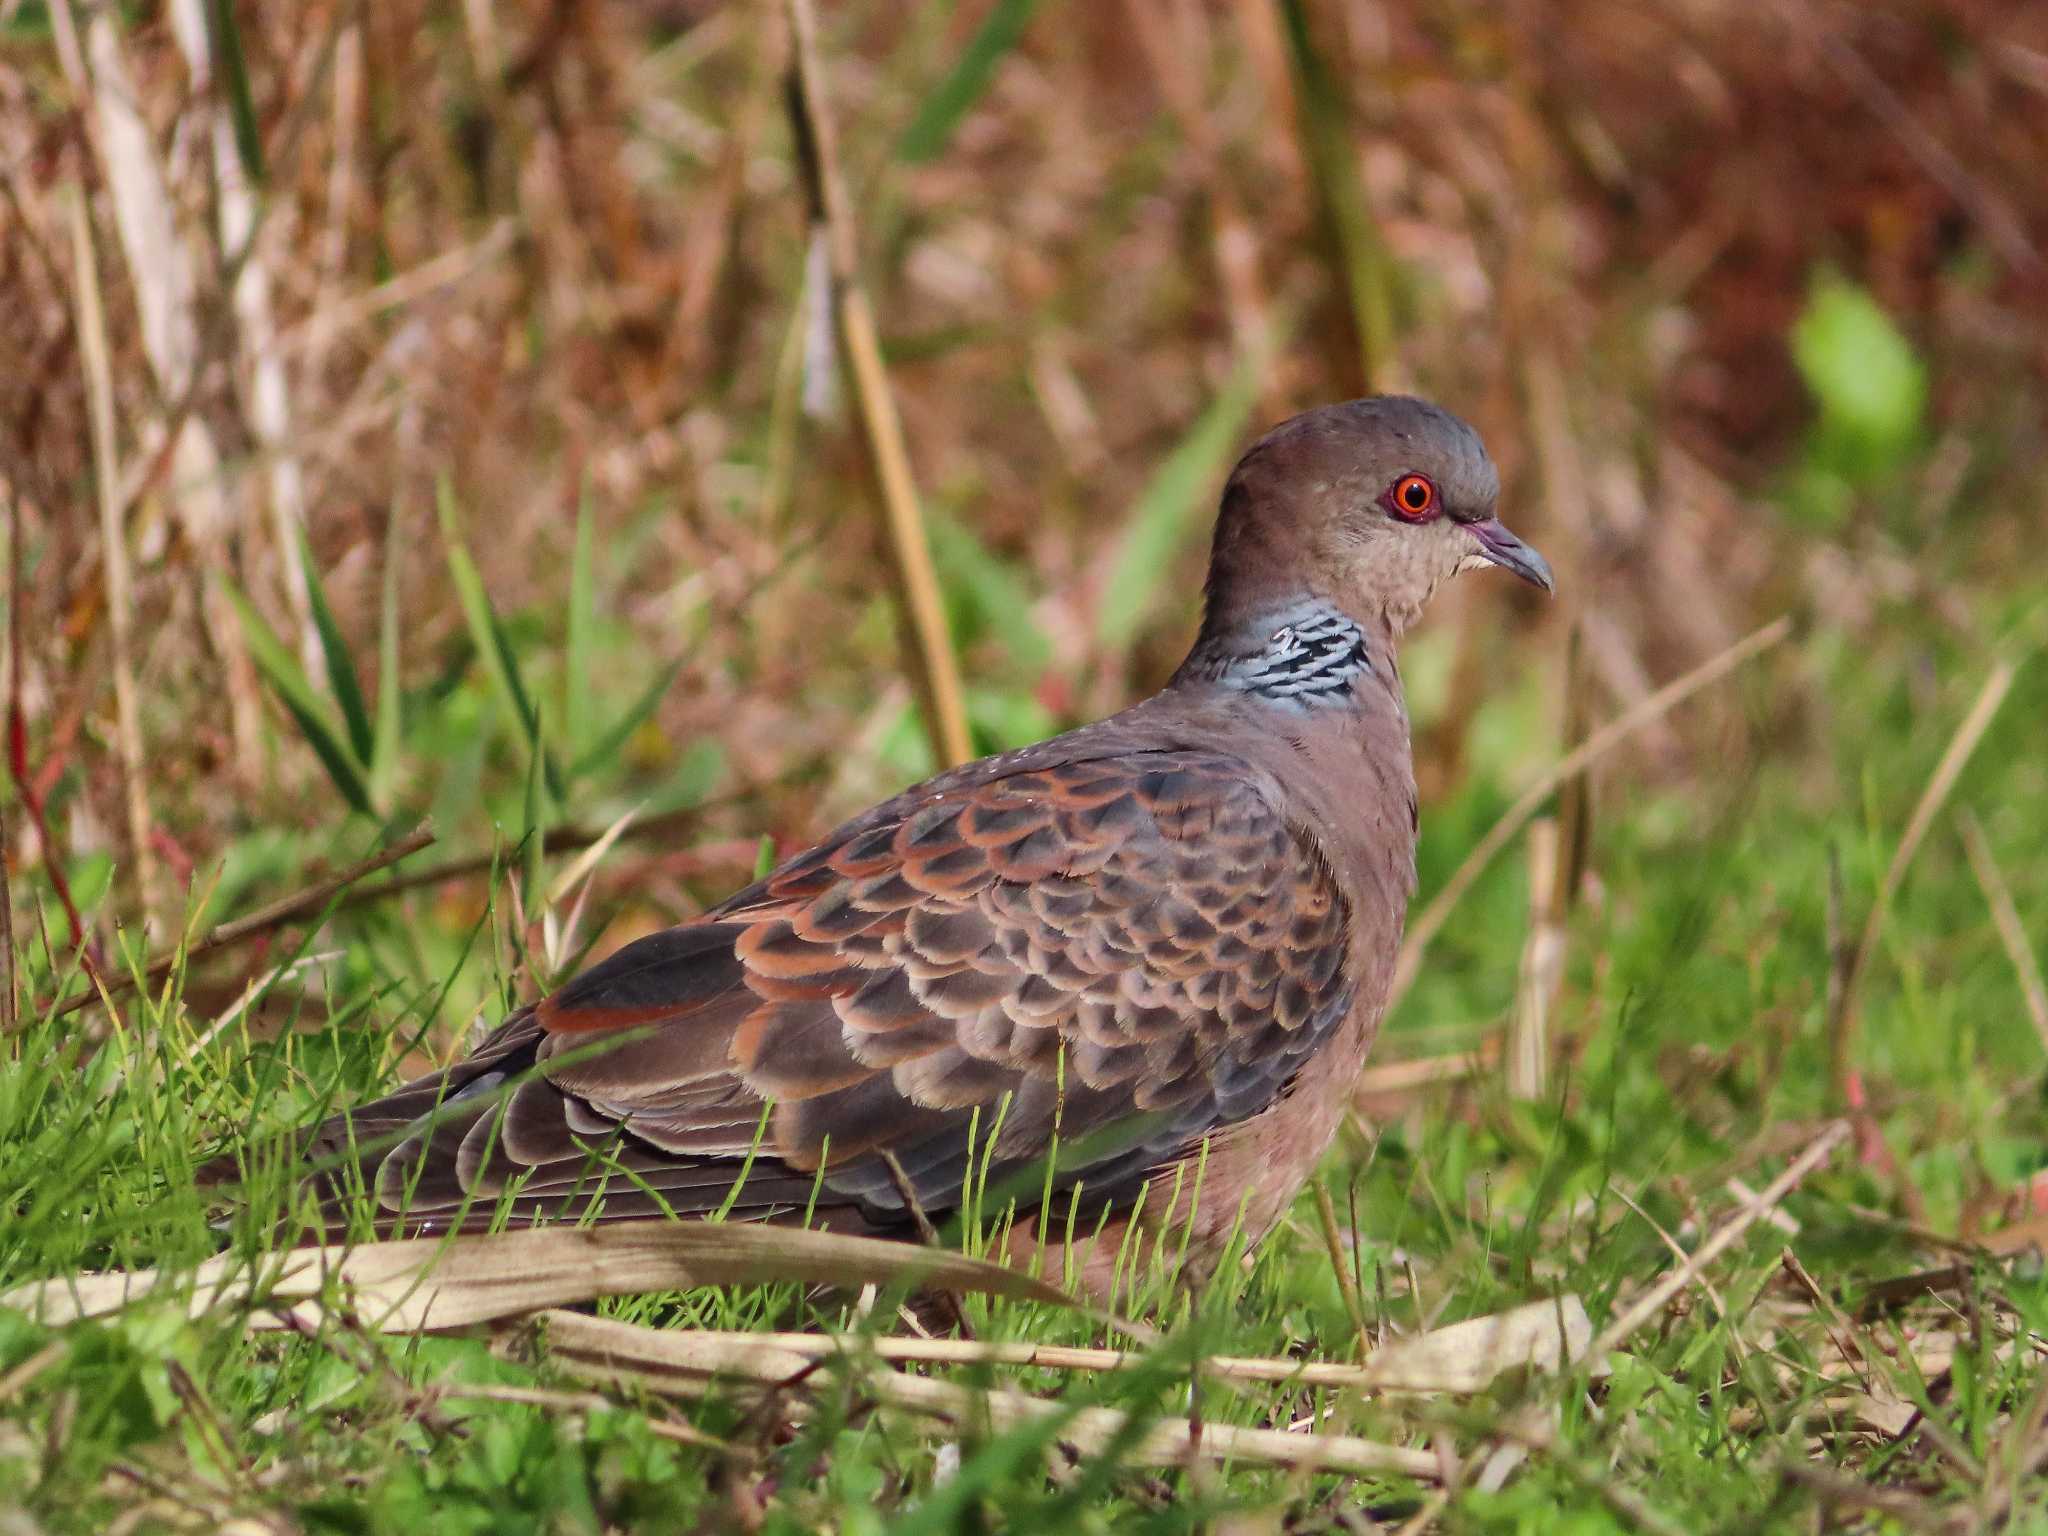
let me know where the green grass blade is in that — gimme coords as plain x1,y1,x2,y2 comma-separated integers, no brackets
1278,0,1398,392
205,0,264,181
565,482,595,756
928,511,1050,673
437,478,565,803
522,709,546,910
370,504,404,809
295,527,374,765
566,660,680,784
223,582,373,815
896,0,1043,164
1096,339,1271,651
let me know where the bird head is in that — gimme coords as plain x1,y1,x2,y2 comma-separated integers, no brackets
1199,396,1552,642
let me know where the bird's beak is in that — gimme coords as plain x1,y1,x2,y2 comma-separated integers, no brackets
1464,517,1555,593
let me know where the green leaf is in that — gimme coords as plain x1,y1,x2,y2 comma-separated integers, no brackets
1792,273,1926,467
927,512,1050,673
896,0,1043,165
296,527,374,766
1096,340,1272,651
224,582,373,815
565,485,595,756
566,661,681,784
437,478,565,803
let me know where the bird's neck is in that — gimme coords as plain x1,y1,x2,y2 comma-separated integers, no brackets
1171,597,1395,711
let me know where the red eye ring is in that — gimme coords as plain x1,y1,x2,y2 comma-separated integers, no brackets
1388,473,1438,521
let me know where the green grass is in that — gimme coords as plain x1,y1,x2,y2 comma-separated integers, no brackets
3,576,2047,1533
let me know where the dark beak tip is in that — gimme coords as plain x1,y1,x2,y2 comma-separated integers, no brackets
1469,518,1555,595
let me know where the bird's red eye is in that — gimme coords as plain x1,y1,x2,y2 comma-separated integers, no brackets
1389,473,1437,520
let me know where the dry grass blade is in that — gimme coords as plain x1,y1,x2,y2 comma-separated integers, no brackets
1591,1119,1850,1359
784,0,972,768
1392,615,1793,1007
73,1,263,781
69,188,157,934
1354,1042,1497,1096
564,1295,1590,1393
1829,655,2018,1104
1506,817,1563,1101
1958,809,2048,1060
543,1310,1441,1480
49,824,435,1018
1,1221,1072,1331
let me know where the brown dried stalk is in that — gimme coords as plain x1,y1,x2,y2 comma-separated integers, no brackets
68,189,158,934
783,0,973,769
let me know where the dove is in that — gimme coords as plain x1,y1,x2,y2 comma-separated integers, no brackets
266,396,1551,1301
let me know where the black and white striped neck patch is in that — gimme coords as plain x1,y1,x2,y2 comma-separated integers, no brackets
1217,605,1373,705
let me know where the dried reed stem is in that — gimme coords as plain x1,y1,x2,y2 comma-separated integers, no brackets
547,1310,1441,1480
1394,615,1793,1008
547,1307,1577,1390
73,1,264,780
68,189,158,934
1829,655,2017,1106
784,0,973,768
167,0,318,670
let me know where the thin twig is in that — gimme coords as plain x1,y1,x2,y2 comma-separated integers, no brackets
1829,656,2018,1105
1611,1186,1740,1363
1590,1120,1850,1360
48,824,434,1018
333,806,754,914
1394,616,1793,1006
783,0,972,768
1312,1181,1372,1355
1958,810,2048,1061
878,1147,976,1340
68,186,158,933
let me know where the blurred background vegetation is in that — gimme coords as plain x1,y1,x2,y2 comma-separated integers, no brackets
3,0,2043,1017
3,1,2048,1526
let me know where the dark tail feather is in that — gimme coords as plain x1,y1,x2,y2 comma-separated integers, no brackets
196,1009,547,1221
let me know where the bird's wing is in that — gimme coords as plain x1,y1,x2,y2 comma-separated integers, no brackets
370,748,1353,1230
